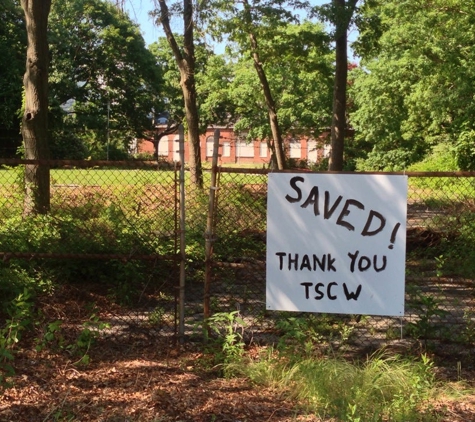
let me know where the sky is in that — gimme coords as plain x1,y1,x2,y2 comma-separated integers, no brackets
124,1,359,60
125,0,161,47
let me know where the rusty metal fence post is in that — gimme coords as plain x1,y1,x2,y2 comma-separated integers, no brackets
178,125,186,342
204,129,220,339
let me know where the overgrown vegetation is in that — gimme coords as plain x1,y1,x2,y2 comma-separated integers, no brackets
245,352,438,421
205,310,442,421
1,168,475,420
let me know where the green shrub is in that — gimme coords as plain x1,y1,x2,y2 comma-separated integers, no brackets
408,142,459,172
0,289,35,391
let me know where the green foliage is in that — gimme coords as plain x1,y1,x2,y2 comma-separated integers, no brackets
205,311,247,377
405,286,448,345
356,148,416,172
275,314,355,358
225,23,333,143
244,351,437,421
69,315,109,366
0,0,25,132
49,129,89,160
35,320,64,352
0,266,43,313
455,130,475,171
408,205,475,280
351,0,475,170
48,0,164,159
0,200,176,293
34,313,109,367
408,143,459,172
0,289,35,391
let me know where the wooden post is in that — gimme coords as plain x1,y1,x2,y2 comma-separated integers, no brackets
204,129,220,340
178,125,186,343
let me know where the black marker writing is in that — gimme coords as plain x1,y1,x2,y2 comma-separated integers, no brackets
300,281,362,301
348,250,387,273
275,252,337,272
284,176,396,239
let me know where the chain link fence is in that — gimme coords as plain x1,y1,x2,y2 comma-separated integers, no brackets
0,159,182,345
1,159,474,363
207,169,475,364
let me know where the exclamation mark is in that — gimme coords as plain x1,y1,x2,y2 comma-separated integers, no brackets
388,223,401,249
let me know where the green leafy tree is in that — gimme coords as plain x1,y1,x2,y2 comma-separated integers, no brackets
0,0,25,154
154,0,203,187
196,53,237,129
48,0,163,159
225,21,333,145
351,0,475,170
149,37,233,129
314,0,358,171
149,37,235,157
205,0,315,169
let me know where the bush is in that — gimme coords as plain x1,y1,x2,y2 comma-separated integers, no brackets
356,149,416,171
455,130,475,170
408,142,458,172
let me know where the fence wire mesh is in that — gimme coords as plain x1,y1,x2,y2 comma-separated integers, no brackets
207,169,475,363
1,160,474,364
0,159,181,344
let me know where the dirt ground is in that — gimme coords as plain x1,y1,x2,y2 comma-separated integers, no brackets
1,280,475,422
1,340,475,422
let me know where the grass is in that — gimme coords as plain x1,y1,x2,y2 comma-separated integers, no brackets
408,176,475,202
0,166,268,188
0,167,177,187
227,350,443,421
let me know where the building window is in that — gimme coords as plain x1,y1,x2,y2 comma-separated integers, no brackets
259,142,268,158
173,137,180,161
158,136,168,156
236,140,254,157
222,141,231,157
206,136,214,157
307,139,317,163
289,139,301,159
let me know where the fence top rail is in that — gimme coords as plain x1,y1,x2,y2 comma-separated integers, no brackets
0,252,179,261
0,159,180,169
2,160,475,177
215,167,475,177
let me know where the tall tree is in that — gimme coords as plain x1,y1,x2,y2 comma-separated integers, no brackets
224,21,333,144
155,0,203,187
20,0,52,215
149,36,232,130
350,0,475,170
149,37,234,159
48,0,163,160
205,0,311,170
317,0,358,171
0,0,25,157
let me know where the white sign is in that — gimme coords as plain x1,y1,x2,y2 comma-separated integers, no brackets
266,173,408,316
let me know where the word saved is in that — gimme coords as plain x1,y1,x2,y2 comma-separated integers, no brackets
284,176,401,249
300,281,362,301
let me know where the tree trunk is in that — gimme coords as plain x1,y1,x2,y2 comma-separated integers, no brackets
249,34,286,170
158,0,203,188
328,0,358,171
21,0,52,215
244,1,286,170
328,15,347,171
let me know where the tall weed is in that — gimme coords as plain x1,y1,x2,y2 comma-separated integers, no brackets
244,351,437,421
